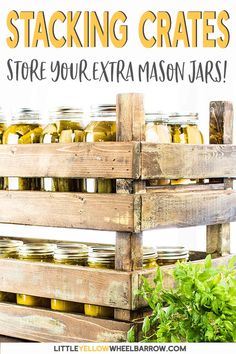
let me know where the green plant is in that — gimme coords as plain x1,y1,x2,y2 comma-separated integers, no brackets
128,255,236,342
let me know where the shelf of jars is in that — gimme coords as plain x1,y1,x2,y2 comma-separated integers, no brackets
0,94,235,342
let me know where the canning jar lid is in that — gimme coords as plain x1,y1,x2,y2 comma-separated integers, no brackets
54,243,88,260
90,104,116,120
0,108,7,122
145,112,169,123
143,247,158,261
0,239,22,255
11,108,41,123
168,112,199,125
157,246,189,259
19,243,55,257
51,107,84,121
88,245,115,263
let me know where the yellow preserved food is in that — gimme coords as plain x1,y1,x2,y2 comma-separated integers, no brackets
82,105,116,193
41,108,85,192
3,109,42,190
51,243,88,313
16,243,54,307
143,247,158,269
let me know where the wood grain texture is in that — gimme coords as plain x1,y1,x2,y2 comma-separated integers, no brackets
141,189,236,230
0,191,134,231
0,303,130,342
133,254,234,308
0,259,132,309
0,142,138,178
142,143,236,179
207,101,234,256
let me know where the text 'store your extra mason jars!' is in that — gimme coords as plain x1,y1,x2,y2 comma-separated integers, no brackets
3,108,42,191
51,243,88,313
16,243,55,307
41,107,85,192
0,108,8,190
82,105,116,194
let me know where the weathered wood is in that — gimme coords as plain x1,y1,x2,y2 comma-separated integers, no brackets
0,303,130,342
0,259,132,309
0,191,134,231
0,335,29,342
142,143,236,179
141,189,236,230
134,254,234,308
115,93,145,321
207,101,233,256
146,183,224,192
0,142,139,179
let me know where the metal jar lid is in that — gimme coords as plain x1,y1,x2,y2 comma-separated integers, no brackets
168,112,199,125
88,245,115,263
54,243,88,260
52,107,84,121
0,239,22,254
12,108,41,123
143,247,158,261
157,246,189,259
145,112,169,123
19,243,55,257
90,104,116,120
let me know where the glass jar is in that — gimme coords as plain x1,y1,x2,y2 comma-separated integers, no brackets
84,246,115,318
51,243,88,313
145,113,172,186
169,113,204,185
0,240,22,302
41,108,85,192
82,105,116,193
157,246,189,266
16,243,54,307
3,108,42,190
0,109,8,190
143,247,158,269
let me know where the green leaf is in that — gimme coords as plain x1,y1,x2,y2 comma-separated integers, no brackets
228,256,236,269
205,255,212,269
142,316,151,334
127,327,135,342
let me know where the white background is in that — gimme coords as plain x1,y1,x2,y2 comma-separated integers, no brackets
0,0,235,251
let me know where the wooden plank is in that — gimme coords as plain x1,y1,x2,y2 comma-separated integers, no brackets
146,183,224,193
0,259,132,309
0,303,130,342
0,142,139,179
141,189,236,230
133,254,234,309
142,143,236,179
0,335,29,342
207,101,234,256
115,93,145,321
0,191,134,232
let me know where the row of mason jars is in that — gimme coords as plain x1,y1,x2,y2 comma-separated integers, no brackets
0,105,204,191
0,239,189,318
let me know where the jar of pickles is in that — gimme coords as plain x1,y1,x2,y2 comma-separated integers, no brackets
0,239,22,302
169,113,204,185
0,109,7,190
16,243,54,307
145,112,172,186
143,247,158,269
41,108,85,192
51,243,88,313
3,108,42,190
84,246,115,318
82,105,116,193
156,247,189,266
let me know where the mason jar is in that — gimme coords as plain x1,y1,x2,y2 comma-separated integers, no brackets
169,113,204,185
143,247,158,269
3,108,42,190
16,243,54,307
0,239,22,302
51,243,88,313
84,246,115,318
82,105,116,193
156,246,189,266
145,112,172,186
0,109,8,190
41,108,85,192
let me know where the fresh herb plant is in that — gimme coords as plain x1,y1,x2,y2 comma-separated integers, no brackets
128,255,236,342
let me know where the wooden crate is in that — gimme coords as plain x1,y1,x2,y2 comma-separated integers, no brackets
0,95,235,342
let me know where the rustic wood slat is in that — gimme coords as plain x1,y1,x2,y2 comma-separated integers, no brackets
141,143,236,179
133,255,234,309
146,183,224,193
0,191,134,231
0,142,138,178
207,101,234,256
0,259,132,309
0,303,130,342
141,189,236,230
